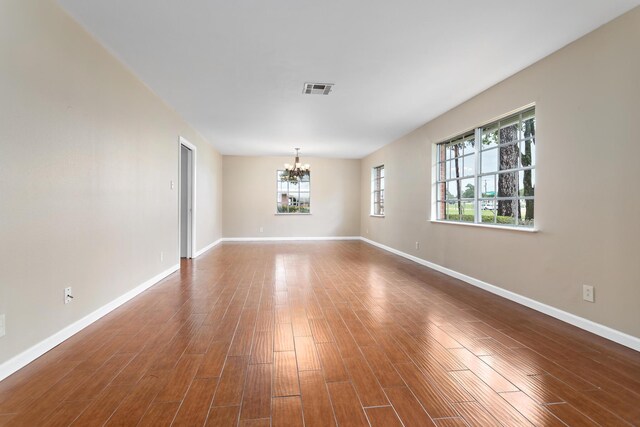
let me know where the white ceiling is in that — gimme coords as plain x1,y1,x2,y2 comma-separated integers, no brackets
57,0,639,158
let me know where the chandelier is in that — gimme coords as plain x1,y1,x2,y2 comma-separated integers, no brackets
283,148,310,181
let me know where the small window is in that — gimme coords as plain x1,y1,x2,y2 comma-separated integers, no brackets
371,165,384,216
435,107,535,227
277,170,310,213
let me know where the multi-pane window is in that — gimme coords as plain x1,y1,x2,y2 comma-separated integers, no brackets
371,165,384,216
277,170,310,213
435,107,535,227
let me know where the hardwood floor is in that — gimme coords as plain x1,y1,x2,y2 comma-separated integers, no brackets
1,241,639,426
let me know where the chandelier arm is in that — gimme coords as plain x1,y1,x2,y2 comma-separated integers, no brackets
283,148,310,182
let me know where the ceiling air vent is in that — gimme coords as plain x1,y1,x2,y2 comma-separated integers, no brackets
303,82,333,95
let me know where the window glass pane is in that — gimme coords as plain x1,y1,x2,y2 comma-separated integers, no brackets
445,144,454,160
299,181,309,192
519,139,536,168
446,181,459,199
480,199,497,213
300,173,310,182
299,192,310,212
482,124,499,149
437,201,446,220
445,201,475,222
460,201,475,222
521,109,535,138
277,204,288,213
379,167,384,178
446,160,455,179
437,162,445,182
499,114,519,143
379,178,384,190
480,175,496,198
499,143,519,171
437,182,446,201
518,169,535,197
462,154,475,177
448,157,470,179
445,201,460,221
496,199,518,225
460,178,475,199
379,190,384,202
463,134,475,153
291,194,301,206
277,192,289,204
446,138,464,159
443,201,475,222
518,199,534,226
497,171,519,198
481,205,496,224
481,148,498,173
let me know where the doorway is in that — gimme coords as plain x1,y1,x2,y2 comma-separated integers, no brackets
179,137,196,259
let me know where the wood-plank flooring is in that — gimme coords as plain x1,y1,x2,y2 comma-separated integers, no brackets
1,241,639,426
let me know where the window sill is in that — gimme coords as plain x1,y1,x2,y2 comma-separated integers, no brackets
430,220,538,233
370,214,385,218
275,213,312,216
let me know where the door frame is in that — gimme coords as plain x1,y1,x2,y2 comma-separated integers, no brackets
178,136,196,259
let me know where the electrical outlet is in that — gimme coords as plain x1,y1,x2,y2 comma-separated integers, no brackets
160,251,164,262
259,227,264,233
582,284,595,303
366,228,369,234
0,314,5,338
170,180,175,190
64,287,73,304
415,241,420,250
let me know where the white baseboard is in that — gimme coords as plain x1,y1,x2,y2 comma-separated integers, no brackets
222,236,361,242
359,237,640,352
194,238,223,257
0,263,180,382
3,236,635,383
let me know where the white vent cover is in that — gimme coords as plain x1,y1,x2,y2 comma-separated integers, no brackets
303,82,333,95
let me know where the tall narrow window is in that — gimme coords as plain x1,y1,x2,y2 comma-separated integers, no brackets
435,106,535,227
277,170,310,213
371,165,384,216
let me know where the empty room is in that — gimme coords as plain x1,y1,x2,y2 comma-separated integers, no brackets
1,0,640,426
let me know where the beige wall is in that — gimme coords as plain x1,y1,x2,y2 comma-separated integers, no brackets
0,0,222,364
2,0,638,369
223,156,360,238
361,8,640,337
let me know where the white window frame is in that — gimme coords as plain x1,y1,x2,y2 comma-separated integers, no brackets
276,170,311,215
433,106,536,228
371,165,384,216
